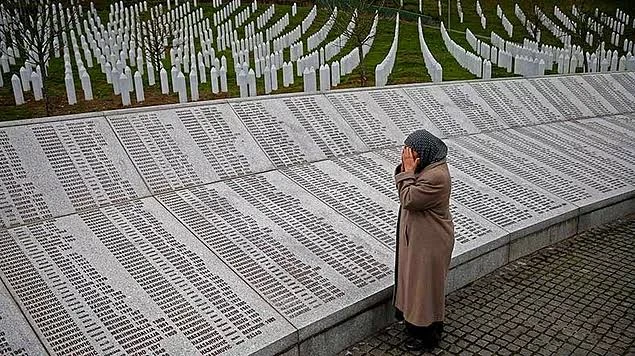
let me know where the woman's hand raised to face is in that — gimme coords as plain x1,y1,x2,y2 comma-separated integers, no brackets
401,146,420,173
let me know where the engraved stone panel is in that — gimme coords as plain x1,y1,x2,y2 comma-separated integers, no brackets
159,171,393,338
556,119,635,165
600,114,635,136
446,141,575,233
0,198,294,356
403,86,480,137
107,105,273,194
469,80,561,126
439,83,508,132
326,89,441,149
580,74,635,112
519,124,635,185
230,95,368,167
0,282,47,355
528,77,593,119
451,134,596,205
610,71,635,94
485,129,632,197
281,159,399,247
0,118,149,228
556,76,617,115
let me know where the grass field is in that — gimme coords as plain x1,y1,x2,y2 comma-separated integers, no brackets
0,0,633,120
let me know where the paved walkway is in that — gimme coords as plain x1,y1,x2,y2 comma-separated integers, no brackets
339,215,635,356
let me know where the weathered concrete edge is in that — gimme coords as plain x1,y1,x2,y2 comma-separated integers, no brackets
281,193,634,356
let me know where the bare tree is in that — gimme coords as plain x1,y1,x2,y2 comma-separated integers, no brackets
132,1,171,79
0,0,78,115
319,0,389,86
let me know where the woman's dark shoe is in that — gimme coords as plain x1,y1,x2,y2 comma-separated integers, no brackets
404,337,432,352
404,336,438,352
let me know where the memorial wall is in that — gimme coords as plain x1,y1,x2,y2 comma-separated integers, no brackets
0,72,634,355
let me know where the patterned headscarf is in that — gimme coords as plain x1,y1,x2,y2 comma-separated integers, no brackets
404,129,447,171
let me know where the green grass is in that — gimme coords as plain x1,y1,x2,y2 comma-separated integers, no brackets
1,0,633,120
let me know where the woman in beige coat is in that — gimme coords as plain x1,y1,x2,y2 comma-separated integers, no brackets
393,129,455,351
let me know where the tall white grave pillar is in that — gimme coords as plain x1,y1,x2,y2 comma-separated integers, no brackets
120,73,131,106
270,64,278,91
12,75,25,105
81,71,93,100
211,67,219,93
31,72,43,101
134,71,145,102
220,65,228,92
160,67,169,94
248,68,257,97
177,72,188,103
65,72,77,105
190,70,199,101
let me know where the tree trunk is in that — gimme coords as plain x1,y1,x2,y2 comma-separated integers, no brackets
42,77,51,117
358,44,366,86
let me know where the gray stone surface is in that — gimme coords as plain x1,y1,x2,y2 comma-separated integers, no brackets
446,141,577,239
468,79,562,125
158,171,394,340
106,104,274,193
281,158,399,248
0,198,295,355
528,77,594,119
326,89,442,148
0,282,47,355
402,85,482,137
0,117,149,228
580,74,635,112
229,94,368,167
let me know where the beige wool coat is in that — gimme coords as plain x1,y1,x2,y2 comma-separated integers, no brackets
393,160,455,327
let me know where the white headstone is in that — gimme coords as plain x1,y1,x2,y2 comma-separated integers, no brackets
177,72,187,103
270,64,278,91
12,74,25,105
263,65,271,94
248,68,257,97
19,67,30,92
120,73,131,106
211,67,219,94
65,72,77,105
319,64,330,92
171,66,179,92
30,69,42,93
220,65,228,92
111,67,121,94
303,66,316,93
81,71,93,100
331,61,340,86
134,71,145,102
125,67,133,92
198,61,207,83
190,70,199,101
160,67,169,94
0,55,9,73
